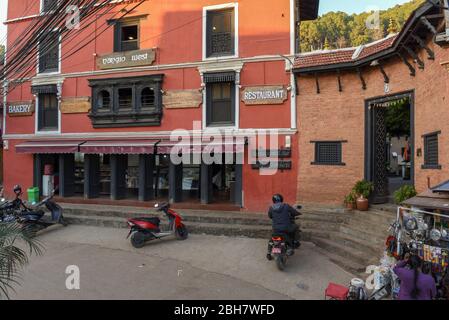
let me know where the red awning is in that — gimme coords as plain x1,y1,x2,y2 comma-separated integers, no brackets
15,140,86,154
79,139,160,154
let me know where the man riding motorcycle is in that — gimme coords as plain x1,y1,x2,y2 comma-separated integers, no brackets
267,194,301,256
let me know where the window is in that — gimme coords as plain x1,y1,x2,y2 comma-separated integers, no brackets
41,0,58,13
205,72,236,127
312,141,345,165
423,131,441,169
38,30,60,73
38,93,58,131
89,75,164,128
114,20,140,52
206,8,235,58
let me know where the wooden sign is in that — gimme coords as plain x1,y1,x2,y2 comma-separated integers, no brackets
252,148,292,158
97,48,156,70
60,97,91,114
164,90,202,109
242,86,288,105
251,161,292,170
7,101,34,117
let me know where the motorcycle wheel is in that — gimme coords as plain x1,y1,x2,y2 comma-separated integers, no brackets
275,254,286,271
130,231,146,248
175,225,188,240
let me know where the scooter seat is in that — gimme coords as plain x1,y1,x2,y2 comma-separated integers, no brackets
134,217,160,226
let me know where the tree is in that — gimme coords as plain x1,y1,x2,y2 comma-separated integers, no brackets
323,37,330,50
387,18,398,34
0,45,4,64
0,223,43,299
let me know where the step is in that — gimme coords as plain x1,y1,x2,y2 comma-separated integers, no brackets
313,245,367,275
339,225,387,252
300,210,349,224
345,210,396,226
310,237,378,267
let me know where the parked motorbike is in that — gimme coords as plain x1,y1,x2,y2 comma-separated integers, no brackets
266,205,302,271
126,202,188,248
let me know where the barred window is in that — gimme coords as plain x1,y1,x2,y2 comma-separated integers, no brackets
38,30,59,73
118,88,133,109
141,87,155,108
206,9,235,58
423,131,441,169
312,141,345,165
42,0,58,13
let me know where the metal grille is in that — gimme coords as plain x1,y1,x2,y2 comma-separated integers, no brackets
211,33,232,55
207,9,234,57
373,107,389,199
424,134,439,166
38,31,59,73
141,88,155,108
315,142,342,164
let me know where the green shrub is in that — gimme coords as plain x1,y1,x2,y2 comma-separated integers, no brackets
353,180,374,199
344,191,357,205
394,185,417,204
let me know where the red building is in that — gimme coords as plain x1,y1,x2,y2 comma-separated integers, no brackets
2,0,319,212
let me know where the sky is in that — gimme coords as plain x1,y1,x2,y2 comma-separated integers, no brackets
0,0,415,46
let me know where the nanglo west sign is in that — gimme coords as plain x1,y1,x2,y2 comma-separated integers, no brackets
97,49,156,70
242,86,288,105
7,101,35,117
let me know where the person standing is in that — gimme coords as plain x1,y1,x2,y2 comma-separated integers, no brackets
393,254,437,300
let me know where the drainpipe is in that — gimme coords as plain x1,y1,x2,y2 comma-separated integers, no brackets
280,55,297,130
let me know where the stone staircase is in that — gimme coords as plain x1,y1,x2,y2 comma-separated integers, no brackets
61,203,397,275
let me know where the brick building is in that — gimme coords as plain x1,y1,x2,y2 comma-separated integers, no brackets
293,0,449,205
2,0,319,212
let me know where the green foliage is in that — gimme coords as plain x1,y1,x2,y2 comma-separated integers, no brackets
394,185,417,204
300,0,425,52
0,223,43,299
344,190,357,205
353,180,374,199
385,98,411,138
0,45,4,63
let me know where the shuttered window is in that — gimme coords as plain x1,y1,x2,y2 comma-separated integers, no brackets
38,30,60,73
423,131,441,169
312,141,345,166
38,93,58,131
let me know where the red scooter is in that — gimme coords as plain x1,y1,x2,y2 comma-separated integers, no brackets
126,203,188,248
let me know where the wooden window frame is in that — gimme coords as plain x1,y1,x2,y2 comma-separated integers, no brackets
37,93,59,131
422,131,441,169
38,30,60,74
311,140,347,166
114,19,140,52
206,81,236,127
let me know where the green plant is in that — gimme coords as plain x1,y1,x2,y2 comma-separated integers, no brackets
0,223,43,299
394,185,417,204
344,191,357,205
353,180,374,199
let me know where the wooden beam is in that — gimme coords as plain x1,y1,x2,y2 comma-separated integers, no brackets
315,73,320,94
420,16,438,35
337,70,342,92
357,68,366,90
404,46,425,69
397,52,416,76
379,64,389,83
411,34,435,60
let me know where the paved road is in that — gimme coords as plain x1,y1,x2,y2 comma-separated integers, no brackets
10,225,354,300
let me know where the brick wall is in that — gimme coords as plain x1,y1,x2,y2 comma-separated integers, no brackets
296,40,449,205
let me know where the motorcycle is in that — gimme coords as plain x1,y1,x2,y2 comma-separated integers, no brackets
16,189,68,236
266,205,302,271
126,202,188,248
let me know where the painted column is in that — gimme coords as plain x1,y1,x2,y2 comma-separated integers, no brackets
110,154,128,200
84,154,100,199
234,163,243,207
200,162,213,204
59,154,75,197
168,161,183,203
138,154,155,201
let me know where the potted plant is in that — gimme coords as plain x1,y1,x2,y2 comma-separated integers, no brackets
353,180,374,211
344,191,357,210
393,185,417,205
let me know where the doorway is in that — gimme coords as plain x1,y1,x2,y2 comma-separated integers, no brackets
365,91,414,204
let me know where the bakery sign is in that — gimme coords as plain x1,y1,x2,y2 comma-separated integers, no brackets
242,86,288,105
97,48,156,70
7,101,35,117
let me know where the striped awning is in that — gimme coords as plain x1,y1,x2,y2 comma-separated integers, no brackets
16,140,86,154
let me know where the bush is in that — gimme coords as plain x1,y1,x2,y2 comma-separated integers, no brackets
344,191,357,205
353,180,374,199
394,185,417,204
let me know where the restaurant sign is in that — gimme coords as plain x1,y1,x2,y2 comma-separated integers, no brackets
242,86,288,105
97,48,156,70
7,101,35,117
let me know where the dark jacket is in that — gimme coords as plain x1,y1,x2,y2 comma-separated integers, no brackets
268,203,299,231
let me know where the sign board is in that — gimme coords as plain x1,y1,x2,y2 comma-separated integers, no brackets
251,161,292,170
60,97,91,114
242,86,288,105
164,90,203,109
7,101,34,117
251,148,292,158
96,48,156,70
